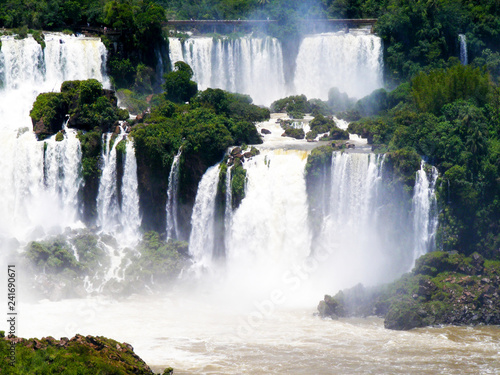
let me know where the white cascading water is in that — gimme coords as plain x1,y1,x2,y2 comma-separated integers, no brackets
168,36,286,105
121,139,141,237
224,165,233,251
226,150,312,292
189,144,438,295
459,34,468,65
294,31,383,100
97,131,126,232
43,122,83,227
169,30,383,106
412,161,439,261
188,164,221,271
313,152,394,290
0,34,107,241
166,148,182,240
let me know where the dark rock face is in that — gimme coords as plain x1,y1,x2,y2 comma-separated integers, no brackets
261,128,272,134
318,251,500,330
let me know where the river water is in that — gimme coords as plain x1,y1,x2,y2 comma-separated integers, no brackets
18,292,500,374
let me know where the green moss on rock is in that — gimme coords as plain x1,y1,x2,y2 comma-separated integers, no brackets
318,251,500,330
0,334,158,374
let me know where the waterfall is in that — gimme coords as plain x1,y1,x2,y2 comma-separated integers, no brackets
294,31,383,100
97,131,126,232
168,36,286,105
121,139,141,237
227,150,311,275
459,34,468,65
412,161,439,261
166,148,182,240
224,165,233,250
314,152,391,288
187,147,439,293
188,164,221,270
43,123,83,227
168,31,383,105
0,34,108,239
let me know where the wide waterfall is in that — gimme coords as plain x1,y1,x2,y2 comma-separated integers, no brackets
169,36,285,105
294,31,383,100
168,30,383,105
0,34,108,242
188,145,437,295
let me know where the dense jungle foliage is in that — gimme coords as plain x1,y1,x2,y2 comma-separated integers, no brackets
347,63,500,261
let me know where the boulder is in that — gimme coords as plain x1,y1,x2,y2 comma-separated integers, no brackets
231,147,242,156
261,128,272,134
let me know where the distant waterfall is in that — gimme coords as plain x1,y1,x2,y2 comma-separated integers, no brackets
169,36,286,105
0,34,107,239
294,31,383,100
169,31,383,105
166,148,182,240
412,161,439,261
188,164,221,270
459,34,468,65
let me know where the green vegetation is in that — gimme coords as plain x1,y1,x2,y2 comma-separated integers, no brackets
77,128,103,224
271,95,311,118
0,334,157,374
347,64,500,259
23,232,110,299
31,79,128,138
306,114,348,141
123,231,189,289
163,61,198,103
230,157,247,209
25,237,80,274
318,251,500,330
130,67,267,231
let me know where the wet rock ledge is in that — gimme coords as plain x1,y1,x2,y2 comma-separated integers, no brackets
318,251,500,330
0,332,173,375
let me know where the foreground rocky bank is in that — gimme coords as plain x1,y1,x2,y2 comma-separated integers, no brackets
318,251,500,330
0,332,173,374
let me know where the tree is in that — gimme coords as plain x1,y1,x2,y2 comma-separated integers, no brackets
163,61,198,103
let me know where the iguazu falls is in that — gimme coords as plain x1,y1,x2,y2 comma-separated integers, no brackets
0,1,500,374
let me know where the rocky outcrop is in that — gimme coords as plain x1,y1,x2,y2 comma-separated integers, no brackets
318,251,500,330
0,332,165,374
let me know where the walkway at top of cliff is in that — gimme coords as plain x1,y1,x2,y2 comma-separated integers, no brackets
166,19,378,33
